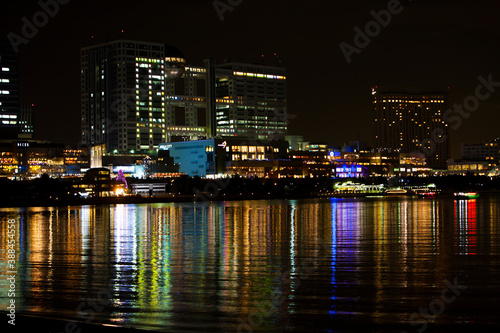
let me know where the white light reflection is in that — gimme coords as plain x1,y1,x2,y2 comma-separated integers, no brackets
112,204,138,311
290,202,296,277
330,199,338,316
289,200,297,311
79,206,91,254
400,201,408,261
431,200,438,253
455,199,477,256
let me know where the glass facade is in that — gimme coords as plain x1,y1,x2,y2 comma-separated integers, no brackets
81,41,167,153
215,63,288,140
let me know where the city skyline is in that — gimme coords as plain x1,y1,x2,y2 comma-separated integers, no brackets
4,3,500,332
81,39,288,154
1,0,500,158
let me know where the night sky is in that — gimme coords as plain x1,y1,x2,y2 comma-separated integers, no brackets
1,0,500,158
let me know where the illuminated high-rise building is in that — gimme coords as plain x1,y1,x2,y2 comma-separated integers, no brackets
163,61,288,141
81,40,168,153
214,63,287,140
81,40,288,154
372,87,449,168
0,39,19,139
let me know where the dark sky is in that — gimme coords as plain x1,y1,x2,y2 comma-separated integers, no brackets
1,0,500,158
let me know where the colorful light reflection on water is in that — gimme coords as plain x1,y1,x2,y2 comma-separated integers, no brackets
1,197,500,332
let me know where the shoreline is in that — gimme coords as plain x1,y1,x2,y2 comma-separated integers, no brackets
1,189,499,208
5,311,500,332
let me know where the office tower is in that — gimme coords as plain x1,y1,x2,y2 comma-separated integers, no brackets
214,63,287,140
164,61,288,141
81,39,288,154
373,87,449,168
0,39,19,139
81,40,167,153
19,104,34,137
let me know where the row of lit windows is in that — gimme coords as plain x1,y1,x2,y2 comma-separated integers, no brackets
230,146,279,153
449,164,485,171
165,57,185,63
380,99,444,103
164,126,205,132
232,146,265,153
136,58,164,64
232,154,266,161
218,124,286,131
233,71,286,80
216,98,234,104
186,67,206,73
164,96,206,102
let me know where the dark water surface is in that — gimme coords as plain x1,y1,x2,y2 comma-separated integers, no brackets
1,196,500,332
